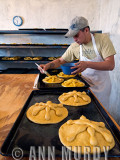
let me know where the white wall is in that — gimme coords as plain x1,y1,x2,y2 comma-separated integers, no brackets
0,0,120,125
0,0,100,30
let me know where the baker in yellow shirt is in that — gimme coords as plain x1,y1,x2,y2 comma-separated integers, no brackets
38,16,116,110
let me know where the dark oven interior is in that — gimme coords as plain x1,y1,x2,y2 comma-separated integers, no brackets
0,29,102,74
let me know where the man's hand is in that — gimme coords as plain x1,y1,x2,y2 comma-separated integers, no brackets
71,55,115,74
38,57,67,74
38,63,50,73
71,61,88,74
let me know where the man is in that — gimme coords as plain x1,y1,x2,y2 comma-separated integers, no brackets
39,16,116,109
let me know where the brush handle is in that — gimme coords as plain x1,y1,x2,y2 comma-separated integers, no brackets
35,63,50,76
35,63,44,72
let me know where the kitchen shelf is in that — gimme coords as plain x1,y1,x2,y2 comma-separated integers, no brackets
0,29,102,34
0,44,69,49
0,29,102,71
0,29,68,34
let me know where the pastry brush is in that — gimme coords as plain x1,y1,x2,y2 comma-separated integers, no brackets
35,63,51,77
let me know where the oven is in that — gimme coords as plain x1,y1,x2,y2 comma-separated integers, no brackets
0,29,102,74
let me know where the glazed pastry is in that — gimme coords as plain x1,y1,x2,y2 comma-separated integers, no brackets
2,56,20,60
61,78,85,87
59,115,115,153
48,57,57,60
57,72,76,78
58,90,91,106
43,75,64,83
24,57,33,60
26,101,68,124
32,57,42,60
24,57,42,60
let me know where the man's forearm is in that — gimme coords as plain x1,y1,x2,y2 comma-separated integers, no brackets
87,61,114,71
86,55,115,71
48,58,66,69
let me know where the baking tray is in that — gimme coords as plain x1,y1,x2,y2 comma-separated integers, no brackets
0,57,78,62
37,69,90,90
0,57,47,61
0,88,120,158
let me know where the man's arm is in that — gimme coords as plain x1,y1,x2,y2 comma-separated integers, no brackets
87,55,115,70
71,55,115,74
48,57,67,69
39,57,67,72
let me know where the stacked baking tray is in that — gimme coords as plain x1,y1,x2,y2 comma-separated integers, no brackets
0,70,120,158
0,56,78,61
37,69,89,90
0,56,55,61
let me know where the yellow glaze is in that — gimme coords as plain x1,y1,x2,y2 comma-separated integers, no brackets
58,90,91,106
57,72,76,78
43,75,64,83
61,78,85,87
24,57,42,60
59,115,115,153
26,101,68,124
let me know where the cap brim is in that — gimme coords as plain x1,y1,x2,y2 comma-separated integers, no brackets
64,29,79,38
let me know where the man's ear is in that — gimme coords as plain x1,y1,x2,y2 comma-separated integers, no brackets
85,27,89,33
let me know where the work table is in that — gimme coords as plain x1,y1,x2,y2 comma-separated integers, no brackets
0,74,120,160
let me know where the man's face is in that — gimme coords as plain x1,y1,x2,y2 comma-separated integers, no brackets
73,30,86,45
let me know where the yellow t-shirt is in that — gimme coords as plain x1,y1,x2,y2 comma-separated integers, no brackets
62,33,116,62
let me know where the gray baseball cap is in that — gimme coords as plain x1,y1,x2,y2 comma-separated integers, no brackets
65,16,89,38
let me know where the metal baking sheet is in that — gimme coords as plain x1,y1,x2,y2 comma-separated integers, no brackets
0,56,47,61
0,57,77,62
0,89,120,158
38,69,90,90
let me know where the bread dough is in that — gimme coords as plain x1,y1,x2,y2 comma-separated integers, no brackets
26,101,68,124
2,56,20,60
59,115,115,153
48,57,57,60
57,72,76,78
43,75,64,83
61,79,85,87
58,90,91,106
32,57,42,60
24,57,42,60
